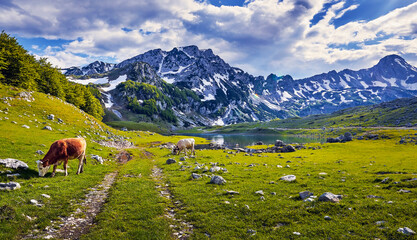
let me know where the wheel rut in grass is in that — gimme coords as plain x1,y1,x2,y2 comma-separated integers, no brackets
25,171,118,240
151,166,194,239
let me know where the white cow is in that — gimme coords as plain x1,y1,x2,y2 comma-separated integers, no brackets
173,138,196,156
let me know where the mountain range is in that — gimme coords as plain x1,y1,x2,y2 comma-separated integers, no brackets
64,46,417,128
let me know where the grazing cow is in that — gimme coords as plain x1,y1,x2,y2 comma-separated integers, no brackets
172,138,196,156
36,138,87,177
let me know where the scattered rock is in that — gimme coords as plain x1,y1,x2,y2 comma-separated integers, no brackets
209,166,222,172
299,191,313,200
7,173,20,179
255,190,264,195
180,156,188,161
0,182,21,191
381,177,390,183
22,125,30,129
398,189,412,193
247,229,256,235
226,190,239,195
293,232,301,235
275,140,285,147
191,173,202,179
318,192,342,203
367,195,384,199
282,145,296,153
255,141,264,145
280,175,296,182
324,216,332,220
271,192,276,195
259,196,265,200
319,172,327,175
41,194,51,199
47,114,54,120
36,150,44,155
0,158,29,169
375,221,386,225
91,155,103,164
210,175,226,185
397,227,415,235
166,158,176,164
29,199,42,207
57,118,64,123
43,126,52,131
303,197,315,202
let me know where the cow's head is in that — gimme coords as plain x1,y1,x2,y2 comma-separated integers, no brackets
172,146,179,155
36,160,50,177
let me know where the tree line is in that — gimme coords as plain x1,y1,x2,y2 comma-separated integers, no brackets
0,31,104,120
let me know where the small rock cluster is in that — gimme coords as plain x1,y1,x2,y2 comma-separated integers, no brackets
326,132,353,143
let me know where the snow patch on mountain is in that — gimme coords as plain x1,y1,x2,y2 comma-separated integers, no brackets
68,77,109,85
102,75,127,92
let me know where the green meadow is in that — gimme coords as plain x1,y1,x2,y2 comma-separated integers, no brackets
1,84,416,239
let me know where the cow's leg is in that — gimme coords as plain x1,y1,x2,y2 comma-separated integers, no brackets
51,165,57,177
79,152,86,173
64,158,69,176
76,154,84,174
192,144,195,156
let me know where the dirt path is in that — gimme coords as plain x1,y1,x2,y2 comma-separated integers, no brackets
25,171,118,240
151,166,194,239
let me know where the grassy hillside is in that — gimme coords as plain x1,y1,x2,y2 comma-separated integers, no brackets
1,83,416,239
0,83,197,239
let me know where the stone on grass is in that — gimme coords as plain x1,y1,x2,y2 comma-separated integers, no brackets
47,114,54,120
397,227,415,235
324,216,332,220
381,177,390,183
191,173,202,179
280,175,296,182
318,192,342,203
398,189,412,193
303,197,315,202
22,125,30,129
247,229,256,235
180,156,188,161
36,150,44,155
275,140,285,147
166,158,176,164
7,173,20,179
226,190,239,195
293,232,301,235
299,191,313,200
210,175,226,185
209,166,222,172
43,126,52,131
0,158,29,169
41,194,50,199
91,154,103,164
255,190,264,195
29,199,42,207
282,145,296,152
0,182,21,191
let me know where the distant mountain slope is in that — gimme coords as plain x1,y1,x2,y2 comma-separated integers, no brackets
263,96,417,129
64,46,417,127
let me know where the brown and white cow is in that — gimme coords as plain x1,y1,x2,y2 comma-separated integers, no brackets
36,138,87,177
172,138,195,156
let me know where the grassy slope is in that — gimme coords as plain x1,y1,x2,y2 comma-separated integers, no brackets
0,84,190,239
151,131,417,239
1,83,416,239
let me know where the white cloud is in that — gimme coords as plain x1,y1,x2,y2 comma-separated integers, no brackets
2,0,416,78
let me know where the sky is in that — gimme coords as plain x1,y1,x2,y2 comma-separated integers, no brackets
1,0,417,79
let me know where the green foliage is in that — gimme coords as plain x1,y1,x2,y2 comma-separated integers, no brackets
0,31,104,120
